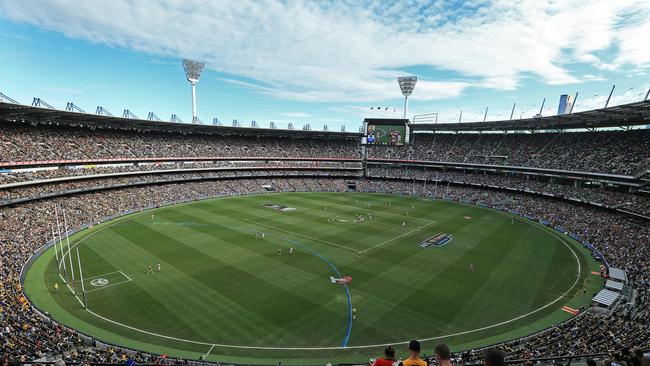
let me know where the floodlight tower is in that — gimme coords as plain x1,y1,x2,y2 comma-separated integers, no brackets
182,59,205,124
398,76,417,119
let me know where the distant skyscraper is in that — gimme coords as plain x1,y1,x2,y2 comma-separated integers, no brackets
557,94,574,115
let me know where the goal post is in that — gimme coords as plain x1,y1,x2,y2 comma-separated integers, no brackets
51,226,60,277
62,208,77,295
76,248,88,309
54,207,69,285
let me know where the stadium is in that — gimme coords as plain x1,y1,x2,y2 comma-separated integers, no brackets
1,2,649,366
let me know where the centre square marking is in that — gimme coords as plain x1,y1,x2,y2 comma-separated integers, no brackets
90,278,109,287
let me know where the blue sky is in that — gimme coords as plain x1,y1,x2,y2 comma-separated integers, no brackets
1,0,649,131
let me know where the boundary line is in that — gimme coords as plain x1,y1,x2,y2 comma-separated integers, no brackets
41,194,584,351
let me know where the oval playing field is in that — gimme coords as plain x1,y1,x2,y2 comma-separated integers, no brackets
24,192,601,365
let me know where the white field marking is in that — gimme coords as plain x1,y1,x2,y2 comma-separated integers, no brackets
47,195,582,350
73,271,121,283
204,344,216,359
55,218,131,302
57,260,83,306
84,278,133,294
119,270,132,281
360,222,437,255
243,218,359,253
64,282,84,307
71,209,583,351
58,218,127,266
80,271,133,294
84,270,130,283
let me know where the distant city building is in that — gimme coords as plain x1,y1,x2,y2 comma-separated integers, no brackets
557,94,574,115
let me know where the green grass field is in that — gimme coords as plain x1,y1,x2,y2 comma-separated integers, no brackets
24,192,603,365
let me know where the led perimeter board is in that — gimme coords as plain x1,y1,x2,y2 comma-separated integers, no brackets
363,118,409,146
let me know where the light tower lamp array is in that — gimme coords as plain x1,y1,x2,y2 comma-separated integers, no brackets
182,59,206,124
398,76,417,119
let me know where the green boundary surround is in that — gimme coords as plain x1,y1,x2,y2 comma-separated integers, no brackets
22,192,604,366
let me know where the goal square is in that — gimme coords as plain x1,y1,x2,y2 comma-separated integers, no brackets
75,271,132,293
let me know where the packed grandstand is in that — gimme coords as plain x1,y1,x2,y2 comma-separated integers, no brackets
0,98,648,366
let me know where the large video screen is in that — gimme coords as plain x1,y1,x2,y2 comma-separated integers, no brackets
366,124,406,145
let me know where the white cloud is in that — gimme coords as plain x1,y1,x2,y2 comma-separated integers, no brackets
612,7,650,69
581,74,606,81
279,112,311,118
1,0,649,103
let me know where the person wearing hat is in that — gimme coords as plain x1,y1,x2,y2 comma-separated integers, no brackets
398,340,427,366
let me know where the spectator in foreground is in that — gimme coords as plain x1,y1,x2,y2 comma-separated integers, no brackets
435,344,452,366
398,340,428,366
372,346,397,366
484,348,505,366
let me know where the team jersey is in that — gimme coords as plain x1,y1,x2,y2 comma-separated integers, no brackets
372,358,396,366
399,358,428,366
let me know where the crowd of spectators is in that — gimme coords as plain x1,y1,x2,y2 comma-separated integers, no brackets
0,160,362,185
368,167,650,217
0,123,361,162
3,123,649,176
367,129,650,176
1,120,649,365
0,169,360,201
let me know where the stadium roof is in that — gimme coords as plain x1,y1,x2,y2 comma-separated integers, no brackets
0,102,361,139
410,100,650,132
592,289,621,308
3,99,649,136
605,279,624,292
608,267,627,282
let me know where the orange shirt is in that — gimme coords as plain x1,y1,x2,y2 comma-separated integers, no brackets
399,358,428,366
